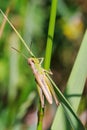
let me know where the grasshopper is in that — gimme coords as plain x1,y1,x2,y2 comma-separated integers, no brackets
28,58,58,107
0,9,58,108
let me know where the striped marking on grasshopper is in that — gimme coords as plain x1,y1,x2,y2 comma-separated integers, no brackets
0,9,58,108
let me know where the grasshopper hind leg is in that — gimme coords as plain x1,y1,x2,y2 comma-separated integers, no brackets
37,84,45,108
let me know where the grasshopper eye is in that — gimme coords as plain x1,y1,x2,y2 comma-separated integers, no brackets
28,58,35,66
32,59,34,62
31,59,35,63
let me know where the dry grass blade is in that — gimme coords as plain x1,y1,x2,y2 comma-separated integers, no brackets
0,8,10,38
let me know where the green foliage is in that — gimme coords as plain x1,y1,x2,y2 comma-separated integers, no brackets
0,0,87,130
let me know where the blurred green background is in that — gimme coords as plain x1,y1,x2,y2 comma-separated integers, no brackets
0,0,87,130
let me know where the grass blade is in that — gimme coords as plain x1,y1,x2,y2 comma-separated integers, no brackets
47,74,85,130
0,9,35,57
52,30,87,130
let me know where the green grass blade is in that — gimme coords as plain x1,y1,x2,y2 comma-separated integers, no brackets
44,0,58,69
37,0,58,129
0,9,35,57
65,31,87,112
47,74,85,130
52,30,87,130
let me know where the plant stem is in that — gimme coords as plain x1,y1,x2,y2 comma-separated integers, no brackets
37,102,44,130
37,0,57,130
44,0,58,69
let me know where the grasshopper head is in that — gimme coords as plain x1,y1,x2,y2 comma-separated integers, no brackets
28,58,39,66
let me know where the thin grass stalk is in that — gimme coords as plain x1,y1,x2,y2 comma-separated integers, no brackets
0,7,10,38
37,0,58,130
37,104,44,130
44,0,58,69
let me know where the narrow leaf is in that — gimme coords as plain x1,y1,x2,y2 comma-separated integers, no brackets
52,30,87,130
47,74,85,130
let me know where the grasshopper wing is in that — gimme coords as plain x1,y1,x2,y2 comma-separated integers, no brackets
37,84,44,108
35,73,53,105
45,74,59,105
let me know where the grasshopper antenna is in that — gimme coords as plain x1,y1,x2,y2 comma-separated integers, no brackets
11,47,28,60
